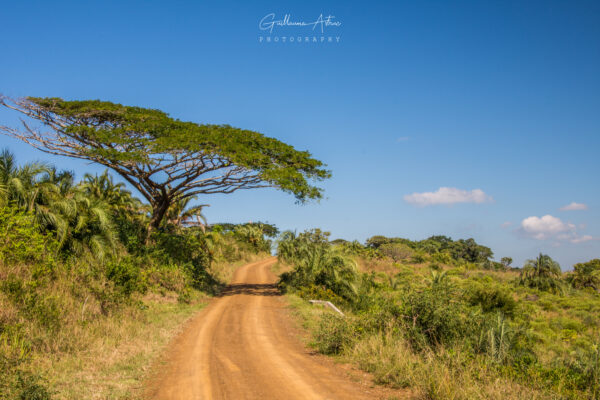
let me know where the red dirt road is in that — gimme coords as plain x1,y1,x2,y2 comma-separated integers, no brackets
146,258,401,400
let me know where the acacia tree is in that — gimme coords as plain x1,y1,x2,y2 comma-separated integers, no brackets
0,96,330,240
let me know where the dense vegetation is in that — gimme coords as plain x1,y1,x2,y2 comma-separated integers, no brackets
0,149,273,399
279,231,600,399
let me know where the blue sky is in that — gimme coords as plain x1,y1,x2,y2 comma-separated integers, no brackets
1,0,599,268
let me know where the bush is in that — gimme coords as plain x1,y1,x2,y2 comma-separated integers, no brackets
15,372,52,400
150,231,219,293
568,259,600,291
105,257,146,297
294,284,345,305
0,207,57,268
313,313,357,354
398,286,474,350
466,283,517,317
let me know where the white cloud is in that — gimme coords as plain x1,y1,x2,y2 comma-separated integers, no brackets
521,215,575,240
397,136,410,142
520,214,595,244
571,235,594,244
560,202,588,211
404,187,493,206
500,221,512,228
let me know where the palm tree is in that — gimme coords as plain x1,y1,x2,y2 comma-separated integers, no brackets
164,196,208,231
234,225,266,250
278,231,359,302
520,253,564,293
0,151,118,260
34,175,118,260
277,230,298,262
0,148,49,208
81,171,144,214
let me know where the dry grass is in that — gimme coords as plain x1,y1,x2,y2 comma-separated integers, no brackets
1,252,268,399
29,296,207,400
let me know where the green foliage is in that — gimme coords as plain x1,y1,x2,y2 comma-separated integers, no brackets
520,253,564,293
449,238,493,263
501,257,513,269
294,284,345,305
105,257,146,297
233,225,271,253
365,234,493,266
0,207,57,268
0,150,120,261
398,285,474,350
365,235,393,249
466,283,517,316
429,269,448,286
379,242,414,262
148,231,218,293
278,229,359,304
213,221,279,238
568,259,600,291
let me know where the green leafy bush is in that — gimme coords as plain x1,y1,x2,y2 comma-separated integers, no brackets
466,283,517,316
105,257,146,297
0,207,57,268
398,286,473,350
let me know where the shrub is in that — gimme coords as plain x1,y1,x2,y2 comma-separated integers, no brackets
294,284,345,305
0,207,57,268
466,283,517,317
567,259,600,291
430,251,453,265
313,313,357,354
105,257,146,297
15,372,52,400
398,285,473,350
411,253,427,264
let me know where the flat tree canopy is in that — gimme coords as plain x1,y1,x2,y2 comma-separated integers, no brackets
0,96,330,234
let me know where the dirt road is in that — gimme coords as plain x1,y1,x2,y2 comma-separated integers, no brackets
147,257,397,400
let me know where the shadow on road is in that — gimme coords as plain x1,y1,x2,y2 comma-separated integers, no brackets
219,283,281,297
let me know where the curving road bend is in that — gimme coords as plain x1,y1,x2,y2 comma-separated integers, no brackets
146,257,393,400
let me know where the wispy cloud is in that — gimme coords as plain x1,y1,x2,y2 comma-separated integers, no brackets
397,136,410,142
500,221,512,228
560,202,588,211
519,214,595,244
404,187,493,206
570,235,594,244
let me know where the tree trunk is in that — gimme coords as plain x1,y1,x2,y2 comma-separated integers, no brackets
144,198,171,245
